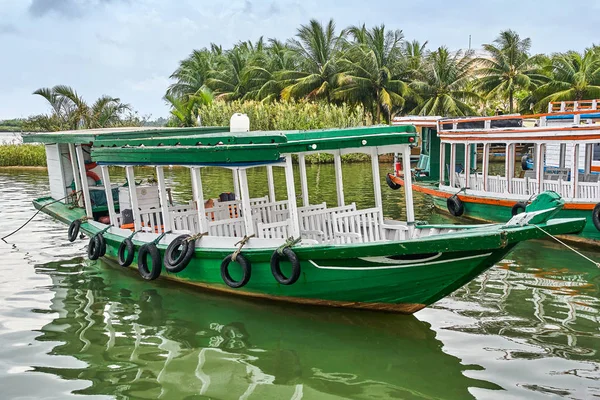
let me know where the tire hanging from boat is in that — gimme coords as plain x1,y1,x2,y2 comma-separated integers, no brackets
220,254,251,288
164,234,195,273
68,220,81,242
118,238,135,267
96,233,107,257
511,202,527,216
270,247,301,285
87,235,103,260
592,203,600,231
138,243,162,280
385,173,402,190
447,196,464,217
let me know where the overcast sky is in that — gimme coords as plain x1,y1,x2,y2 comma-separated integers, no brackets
0,0,598,120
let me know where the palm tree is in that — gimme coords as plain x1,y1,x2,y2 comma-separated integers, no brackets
206,44,253,101
334,24,407,122
32,85,133,130
166,46,221,101
475,30,546,113
534,48,600,105
281,19,345,102
401,40,429,81
165,88,214,127
410,47,479,116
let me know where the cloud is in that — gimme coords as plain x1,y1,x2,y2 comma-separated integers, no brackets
28,0,127,18
0,24,19,35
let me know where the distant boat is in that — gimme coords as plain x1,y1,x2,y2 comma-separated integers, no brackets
21,115,584,313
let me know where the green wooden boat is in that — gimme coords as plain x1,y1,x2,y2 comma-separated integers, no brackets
23,117,586,313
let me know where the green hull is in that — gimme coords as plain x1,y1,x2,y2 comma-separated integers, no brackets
428,192,600,245
33,196,586,313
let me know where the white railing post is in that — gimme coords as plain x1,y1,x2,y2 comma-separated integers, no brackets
155,166,171,232
100,166,117,226
334,151,345,206
68,143,83,206
401,146,415,224
237,168,255,237
125,166,141,231
284,156,301,238
75,144,93,218
191,167,208,234
298,154,309,206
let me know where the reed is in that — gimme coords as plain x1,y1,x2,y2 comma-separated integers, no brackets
0,144,47,167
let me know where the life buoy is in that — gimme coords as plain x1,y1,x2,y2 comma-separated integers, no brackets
220,254,251,288
86,170,102,185
88,235,103,260
270,247,301,285
447,196,464,217
118,238,135,267
68,220,81,242
592,203,600,231
164,234,195,273
138,243,162,280
521,156,530,171
511,202,527,216
84,162,97,171
386,173,402,190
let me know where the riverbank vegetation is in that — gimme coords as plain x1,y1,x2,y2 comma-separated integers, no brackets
0,144,46,167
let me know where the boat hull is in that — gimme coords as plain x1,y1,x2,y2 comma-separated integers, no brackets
33,196,586,313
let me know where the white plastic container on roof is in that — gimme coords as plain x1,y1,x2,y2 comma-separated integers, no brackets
230,113,250,132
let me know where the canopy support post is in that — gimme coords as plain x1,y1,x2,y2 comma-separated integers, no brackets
535,143,544,195
75,144,93,218
449,144,457,187
298,154,309,206
232,169,240,200
371,147,383,221
401,146,415,225
156,166,171,233
237,168,255,237
559,143,566,169
334,151,345,206
191,167,208,234
100,166,117,226
125,166,142,232
266,165,276,202
439,142,446,185
505,143,513,193
285,156,301,238
585,143,592,175
68,143,83,207
482,143,490,191
464,143,471,188
572,144,580,199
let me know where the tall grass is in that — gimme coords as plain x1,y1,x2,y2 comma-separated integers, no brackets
199,100,374,163
0,144,47,166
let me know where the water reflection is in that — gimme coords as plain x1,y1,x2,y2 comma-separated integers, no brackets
30,257,496,399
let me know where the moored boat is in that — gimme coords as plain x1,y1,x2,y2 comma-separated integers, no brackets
22,116,585,313
393,100,600,247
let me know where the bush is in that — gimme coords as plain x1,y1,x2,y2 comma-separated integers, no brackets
0,144,47,166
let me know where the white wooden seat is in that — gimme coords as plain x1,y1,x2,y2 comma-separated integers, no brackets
299,203,357,243
207,217,246,237
251,200,288,224
256,219,291,239
331,207,383,244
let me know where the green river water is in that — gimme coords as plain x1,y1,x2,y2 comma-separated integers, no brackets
0,164,599,399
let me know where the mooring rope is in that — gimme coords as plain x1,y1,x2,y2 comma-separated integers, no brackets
533,225,600,268
232,234,255,261
276,236,302,255
1,191,83,243
186,232,208,243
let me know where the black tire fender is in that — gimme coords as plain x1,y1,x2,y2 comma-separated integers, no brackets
97,233,107,257
220,254,251,288
385,173,402,190
68,220,81,242
592,203,600,231
138,243,162,281
447,196,465,217
164,235,195,273
87,235,102,260
118,238,135,267
511,202,527,216
270,247,301,285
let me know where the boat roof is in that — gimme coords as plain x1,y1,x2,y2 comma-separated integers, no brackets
21,126,230,144
90,125,417,166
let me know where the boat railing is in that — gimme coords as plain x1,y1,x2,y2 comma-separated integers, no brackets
207,217,246,238
256,218,291,239
331,207,384,244
548,99,599,113
299,203,357,243
250,200,289,224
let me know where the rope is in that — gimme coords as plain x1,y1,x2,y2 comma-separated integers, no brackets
126,229,142,241
94,226,111,238
276,236,302,255
186,232,208,242
232,234,255,261
533,225,600,268
450,187,467,200
1,191,82,243
151,231,170,245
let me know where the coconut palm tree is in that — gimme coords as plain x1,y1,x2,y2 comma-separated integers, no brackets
401,40,429,81
334,24,407,122
206,44,254,101
475,30,546,113
534,48,600,105
32,85,132,131
166,46,221,101
410,47,479,116
165,88,214,127
280,19,345,102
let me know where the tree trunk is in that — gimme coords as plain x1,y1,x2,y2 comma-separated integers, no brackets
509,90,514,114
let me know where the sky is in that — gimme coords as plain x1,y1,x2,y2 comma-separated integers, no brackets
0,0,598,120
